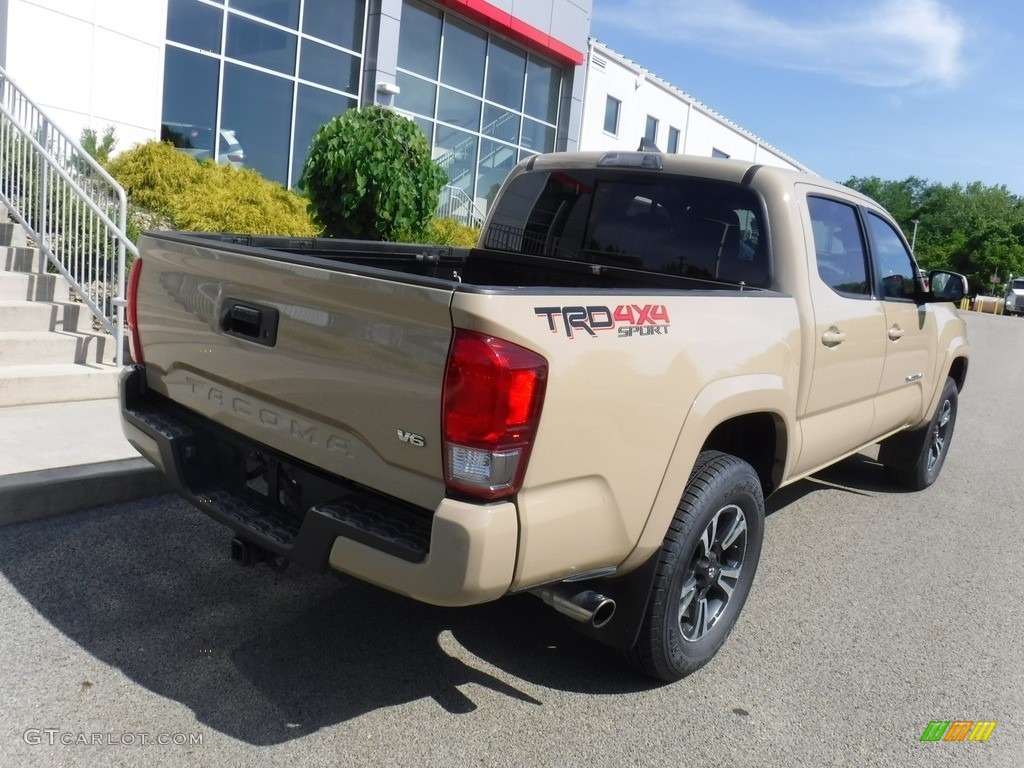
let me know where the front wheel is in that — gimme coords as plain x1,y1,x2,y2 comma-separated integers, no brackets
880,377,959,491
623,451,765,682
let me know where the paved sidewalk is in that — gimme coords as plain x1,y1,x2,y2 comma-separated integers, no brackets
0,397,172,526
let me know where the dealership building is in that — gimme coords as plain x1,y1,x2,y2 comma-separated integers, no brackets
0,0,808,219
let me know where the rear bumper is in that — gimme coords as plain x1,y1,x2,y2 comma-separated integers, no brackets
119,366,518,606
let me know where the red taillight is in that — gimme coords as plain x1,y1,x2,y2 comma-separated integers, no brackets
126,258,143,364
442,330,547,500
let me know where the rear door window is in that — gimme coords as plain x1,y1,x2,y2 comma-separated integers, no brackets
807,196,871,297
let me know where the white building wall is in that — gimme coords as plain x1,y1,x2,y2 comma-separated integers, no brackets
581,40,811,173
4,0,166,152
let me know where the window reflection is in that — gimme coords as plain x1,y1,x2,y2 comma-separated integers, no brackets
434,125,478,195
397,0,441,76
440,17,486,94
486,39,525,110
524,56,559,123
300,38,359,92
437,88,481,131
167,0,222,53
162,47,220,158
229,0,299,29
222,63,293,183
226,14,296,74
292,85,355,185
302,0,363,51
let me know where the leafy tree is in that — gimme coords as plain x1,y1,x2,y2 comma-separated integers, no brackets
845,175,1024,294
299,106,447,241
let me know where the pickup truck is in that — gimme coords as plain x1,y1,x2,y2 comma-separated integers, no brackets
120,150,970,681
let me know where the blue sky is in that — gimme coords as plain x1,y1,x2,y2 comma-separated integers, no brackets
590,0,1024,195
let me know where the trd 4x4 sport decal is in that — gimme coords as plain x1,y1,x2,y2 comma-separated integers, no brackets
535,304,671,339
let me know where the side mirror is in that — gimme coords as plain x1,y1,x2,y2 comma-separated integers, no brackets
928,270,968,303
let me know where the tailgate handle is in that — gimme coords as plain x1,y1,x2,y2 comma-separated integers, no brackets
220,300,279,347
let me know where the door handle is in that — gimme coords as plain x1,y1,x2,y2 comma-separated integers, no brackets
888,324,905,341
821,327,846,347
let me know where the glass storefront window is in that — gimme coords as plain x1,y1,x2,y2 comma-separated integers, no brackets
437,87,481,132
229,0,299,29
221,63,294,183
477,139,518,210
482,104,520,144
486,39,525,110
292,84,356,185
434,125,478,195
396,72,437,118
161,47,220,158
300,39,359,92
440,17,486,95
524,56,559,123
302,0,363,51
521,118,555,153
398,0,442,77
396,0,564,214
226,14,296,74
163,0,363,187
167,0,223,53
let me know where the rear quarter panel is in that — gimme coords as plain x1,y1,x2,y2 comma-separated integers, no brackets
450,289,802,589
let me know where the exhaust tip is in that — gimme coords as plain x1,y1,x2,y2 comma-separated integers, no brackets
533,586,617,628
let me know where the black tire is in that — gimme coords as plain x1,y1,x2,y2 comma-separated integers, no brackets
880,377,959,491
623,451,764,682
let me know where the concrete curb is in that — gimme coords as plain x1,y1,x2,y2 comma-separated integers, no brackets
0,457,174,527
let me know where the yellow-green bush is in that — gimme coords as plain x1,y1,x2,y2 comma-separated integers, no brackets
172,164,319,236
106,141,204,216
107,141,319,236
424,217,481,247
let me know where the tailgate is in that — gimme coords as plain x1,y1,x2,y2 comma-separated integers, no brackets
134,233,455,510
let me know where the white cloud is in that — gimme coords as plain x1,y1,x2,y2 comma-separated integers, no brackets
595,0,966,88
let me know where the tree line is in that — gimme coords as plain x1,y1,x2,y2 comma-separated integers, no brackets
844,176,1024,295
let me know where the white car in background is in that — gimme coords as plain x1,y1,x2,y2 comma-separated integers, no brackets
161,123,245,168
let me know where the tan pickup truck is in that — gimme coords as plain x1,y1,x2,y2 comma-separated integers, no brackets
120,151,970,681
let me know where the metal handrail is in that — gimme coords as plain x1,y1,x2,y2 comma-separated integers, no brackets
437,185,485,228
0,65,136,366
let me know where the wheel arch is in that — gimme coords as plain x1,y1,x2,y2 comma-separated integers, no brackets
618,375,793,573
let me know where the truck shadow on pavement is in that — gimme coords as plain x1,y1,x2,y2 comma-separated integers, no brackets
766,451,912,513
0,495,658,745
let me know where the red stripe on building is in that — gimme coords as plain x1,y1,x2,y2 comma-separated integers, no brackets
433,0,585,66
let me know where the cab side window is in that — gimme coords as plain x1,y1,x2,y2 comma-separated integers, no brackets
866,212,917,300
808,197,870,297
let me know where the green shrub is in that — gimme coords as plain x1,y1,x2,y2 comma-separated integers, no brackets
79,125,118,167
299,106,446,241
107,141,319,236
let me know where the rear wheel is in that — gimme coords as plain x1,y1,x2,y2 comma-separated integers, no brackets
623,451,764,681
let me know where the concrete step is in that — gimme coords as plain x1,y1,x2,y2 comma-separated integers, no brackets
1,246,45,273
0,299,96,333
0,363,120,406
0,330,116,366
0,221,29,248
0,271,70,301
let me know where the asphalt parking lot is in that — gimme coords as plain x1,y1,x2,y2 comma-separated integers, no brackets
1,311,1021,768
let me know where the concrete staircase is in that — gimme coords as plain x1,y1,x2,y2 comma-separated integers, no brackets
0,220,121,406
